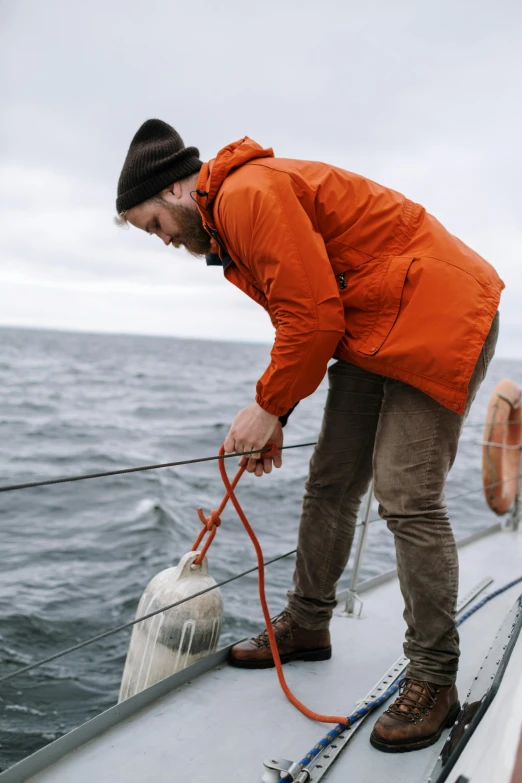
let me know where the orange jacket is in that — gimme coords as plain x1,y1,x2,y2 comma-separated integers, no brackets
195,138,504,417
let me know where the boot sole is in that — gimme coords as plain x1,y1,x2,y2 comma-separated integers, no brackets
369,700,461,753
229,645,332,669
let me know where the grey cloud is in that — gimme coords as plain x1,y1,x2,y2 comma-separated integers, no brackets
1,0,521,354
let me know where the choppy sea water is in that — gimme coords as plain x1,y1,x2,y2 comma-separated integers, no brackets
0,325,520,771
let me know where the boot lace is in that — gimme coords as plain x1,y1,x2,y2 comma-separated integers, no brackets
384,678,439,723
252,610,295,649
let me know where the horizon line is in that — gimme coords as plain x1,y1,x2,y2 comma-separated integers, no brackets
1,322,521,362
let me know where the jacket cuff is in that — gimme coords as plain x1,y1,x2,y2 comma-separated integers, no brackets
255,393,288,418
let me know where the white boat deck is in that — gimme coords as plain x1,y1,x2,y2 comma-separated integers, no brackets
4,522,522,783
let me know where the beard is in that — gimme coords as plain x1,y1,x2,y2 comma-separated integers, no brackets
162,201,212,257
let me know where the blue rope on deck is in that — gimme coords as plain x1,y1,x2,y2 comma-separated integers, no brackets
284,573,522,780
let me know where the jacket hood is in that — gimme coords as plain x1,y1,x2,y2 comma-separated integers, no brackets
196,137,274,210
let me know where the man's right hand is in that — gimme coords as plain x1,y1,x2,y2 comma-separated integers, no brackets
238,420,284,477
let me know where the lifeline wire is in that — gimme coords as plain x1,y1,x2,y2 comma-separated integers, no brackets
1,415,519,494
0,442,317,494
1,476,516,682
0,548,296,684
357,473,520,528
288,573,522,779
460,420,522,429
446,474,519,502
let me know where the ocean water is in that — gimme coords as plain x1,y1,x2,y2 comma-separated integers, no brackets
0,325,520,771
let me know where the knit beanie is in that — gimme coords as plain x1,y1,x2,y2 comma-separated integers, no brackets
116,119,203,213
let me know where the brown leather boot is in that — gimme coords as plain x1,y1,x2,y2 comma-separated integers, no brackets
370,678,460,752
229,610,332,669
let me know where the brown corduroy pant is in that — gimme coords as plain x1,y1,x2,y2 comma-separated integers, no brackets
287,313,500,685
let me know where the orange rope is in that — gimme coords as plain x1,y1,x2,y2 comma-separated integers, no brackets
203,442,349,726
191,463,245,565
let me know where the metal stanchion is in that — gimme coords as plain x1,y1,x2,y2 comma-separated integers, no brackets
343,480,374,618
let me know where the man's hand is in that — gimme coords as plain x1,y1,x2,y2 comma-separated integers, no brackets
224,402,283,477
238,419,284,476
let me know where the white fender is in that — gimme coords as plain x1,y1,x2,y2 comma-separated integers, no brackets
119,551,223,702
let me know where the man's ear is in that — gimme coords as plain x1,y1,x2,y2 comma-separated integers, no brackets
160,182,180,204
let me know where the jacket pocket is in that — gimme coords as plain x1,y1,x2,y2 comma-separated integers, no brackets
356,256,415,356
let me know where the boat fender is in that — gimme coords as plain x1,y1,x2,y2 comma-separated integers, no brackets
118,551,223,702
482,379,522,515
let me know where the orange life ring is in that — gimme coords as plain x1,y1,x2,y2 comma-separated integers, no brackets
482,379,522,515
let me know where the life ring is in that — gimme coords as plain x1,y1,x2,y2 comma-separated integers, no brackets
482,379,522,515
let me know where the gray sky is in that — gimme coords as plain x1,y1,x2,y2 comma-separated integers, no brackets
1,0,521,356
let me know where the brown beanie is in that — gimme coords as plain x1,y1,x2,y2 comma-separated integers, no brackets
116,119,203,213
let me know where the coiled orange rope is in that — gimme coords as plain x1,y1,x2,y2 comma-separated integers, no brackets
192,442,349,726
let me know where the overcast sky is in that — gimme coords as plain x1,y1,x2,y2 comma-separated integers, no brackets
1,0,521,356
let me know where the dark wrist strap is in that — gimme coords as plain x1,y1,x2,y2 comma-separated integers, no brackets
278,401,299,428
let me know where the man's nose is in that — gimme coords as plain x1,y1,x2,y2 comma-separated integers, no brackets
159,232,171,246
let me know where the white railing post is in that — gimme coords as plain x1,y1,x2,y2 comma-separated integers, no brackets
343,480,374,617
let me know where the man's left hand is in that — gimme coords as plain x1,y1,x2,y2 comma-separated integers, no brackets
224,401,280,475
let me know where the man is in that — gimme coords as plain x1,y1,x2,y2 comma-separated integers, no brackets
115,118,503,753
